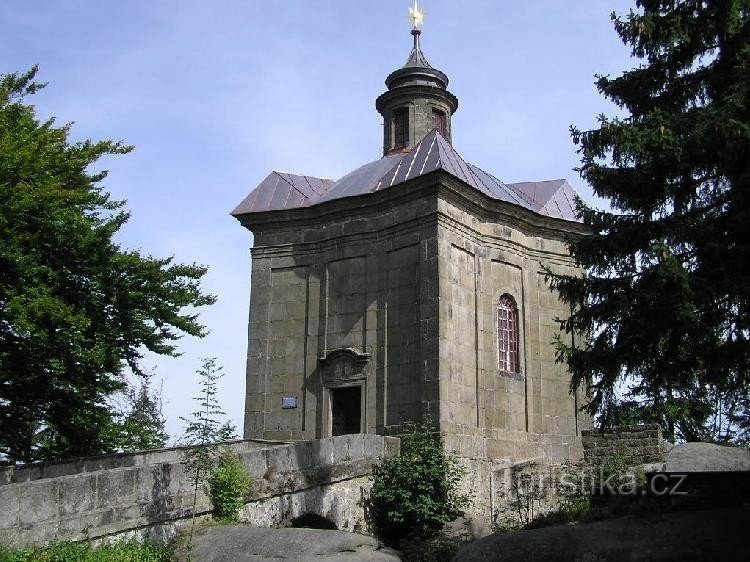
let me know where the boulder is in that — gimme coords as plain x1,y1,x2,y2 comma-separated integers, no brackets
665,442,750,472
452,507,749,562
175,526,401,561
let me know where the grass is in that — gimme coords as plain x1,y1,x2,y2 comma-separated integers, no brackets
0,540,171,562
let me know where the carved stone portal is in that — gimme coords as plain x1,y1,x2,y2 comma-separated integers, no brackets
319,348,371,386
318,348,370,436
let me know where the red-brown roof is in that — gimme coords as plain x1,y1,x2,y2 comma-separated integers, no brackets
231,130,581,222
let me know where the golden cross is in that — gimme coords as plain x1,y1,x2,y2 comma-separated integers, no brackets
408,0,425,29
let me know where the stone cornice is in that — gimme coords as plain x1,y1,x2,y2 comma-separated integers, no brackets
250,213,437,259
237,170,588,244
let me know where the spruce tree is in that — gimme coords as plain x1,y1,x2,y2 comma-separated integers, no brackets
112,372,170,452
551,1,750,441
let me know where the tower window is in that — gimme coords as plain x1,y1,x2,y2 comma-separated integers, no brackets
393,108,409,149
432,108,447,137
497,294,520,373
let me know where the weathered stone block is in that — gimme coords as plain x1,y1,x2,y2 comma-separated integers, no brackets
138,464,173,507
0,484,19,529
41,460,82,480
332,435,351,464
18,480,59,525
96,468,137,509
265,445,296,475
238,450,267,479
383,436,400,459
11,465,41,483
58,473,97,516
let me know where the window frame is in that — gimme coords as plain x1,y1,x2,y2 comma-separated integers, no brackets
392,107,409,150
432,108,447,137
496,294,521,374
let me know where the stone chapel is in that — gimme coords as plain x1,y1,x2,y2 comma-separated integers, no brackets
232,11,591,467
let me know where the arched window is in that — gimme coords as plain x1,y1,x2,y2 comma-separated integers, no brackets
497,294,520,373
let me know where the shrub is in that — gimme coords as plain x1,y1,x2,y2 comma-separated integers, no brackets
208,449,252,523
368,420,470,548
398,528,472,562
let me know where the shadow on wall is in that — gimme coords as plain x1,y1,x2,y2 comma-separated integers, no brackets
291,512,337,530
145,464,174,524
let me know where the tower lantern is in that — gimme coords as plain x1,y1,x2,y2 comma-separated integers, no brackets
376,1,458,155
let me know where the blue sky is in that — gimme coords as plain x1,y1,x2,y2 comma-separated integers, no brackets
3,0,635,441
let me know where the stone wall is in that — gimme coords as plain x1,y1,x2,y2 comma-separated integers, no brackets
436,182,590,443
243,176,442,441
0,434,399,548
581,424,665,466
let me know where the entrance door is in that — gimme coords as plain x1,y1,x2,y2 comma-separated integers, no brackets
330,387,361,436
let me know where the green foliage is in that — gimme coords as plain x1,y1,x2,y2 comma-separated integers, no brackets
368,420,470,548
108,372,169,452
548,1,750,442
180,358,237,545
522,495,592,530
494,463,593,532
397,528,472,562
0,67,215,463
0,540,170,562
180,358,237,482
557,492,591,521
208,450,252,523
499,466,547,528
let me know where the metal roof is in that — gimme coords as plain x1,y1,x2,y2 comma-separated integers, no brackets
231,130,580,222
231,172,335,214
507,179,580,221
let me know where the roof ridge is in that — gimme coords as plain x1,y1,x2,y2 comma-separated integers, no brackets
466,162,532,205
274,171,315,203
232,137,581,222
505,182,536,207
509,178,567,185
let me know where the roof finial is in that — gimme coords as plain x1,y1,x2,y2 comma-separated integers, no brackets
408,0,425,52
408,0,425,31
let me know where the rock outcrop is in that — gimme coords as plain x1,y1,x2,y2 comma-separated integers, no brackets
452,507,750,562
665,442,750,472
176,526,401,562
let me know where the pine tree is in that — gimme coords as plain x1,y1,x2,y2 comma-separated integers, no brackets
551,1,750,441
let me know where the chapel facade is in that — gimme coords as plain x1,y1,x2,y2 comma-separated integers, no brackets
232,17,591,467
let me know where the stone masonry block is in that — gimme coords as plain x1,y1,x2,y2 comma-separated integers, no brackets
54,514,89,543
18,480,59,525
363,434,382,459
383,436,401,460
58,473,97,516
41,460,84,480
10,465,41,483
0,484,19,529
137,464,178,511
289,440,316,470
265,446,296,475
96,468,137,510
332,435,351,464
348,433,365,460
311,438,334,468
0,467,12,485
238,450,267,479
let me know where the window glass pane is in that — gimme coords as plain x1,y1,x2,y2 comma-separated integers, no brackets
497,295,519,372
393,109,409,149
432,109,446,136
